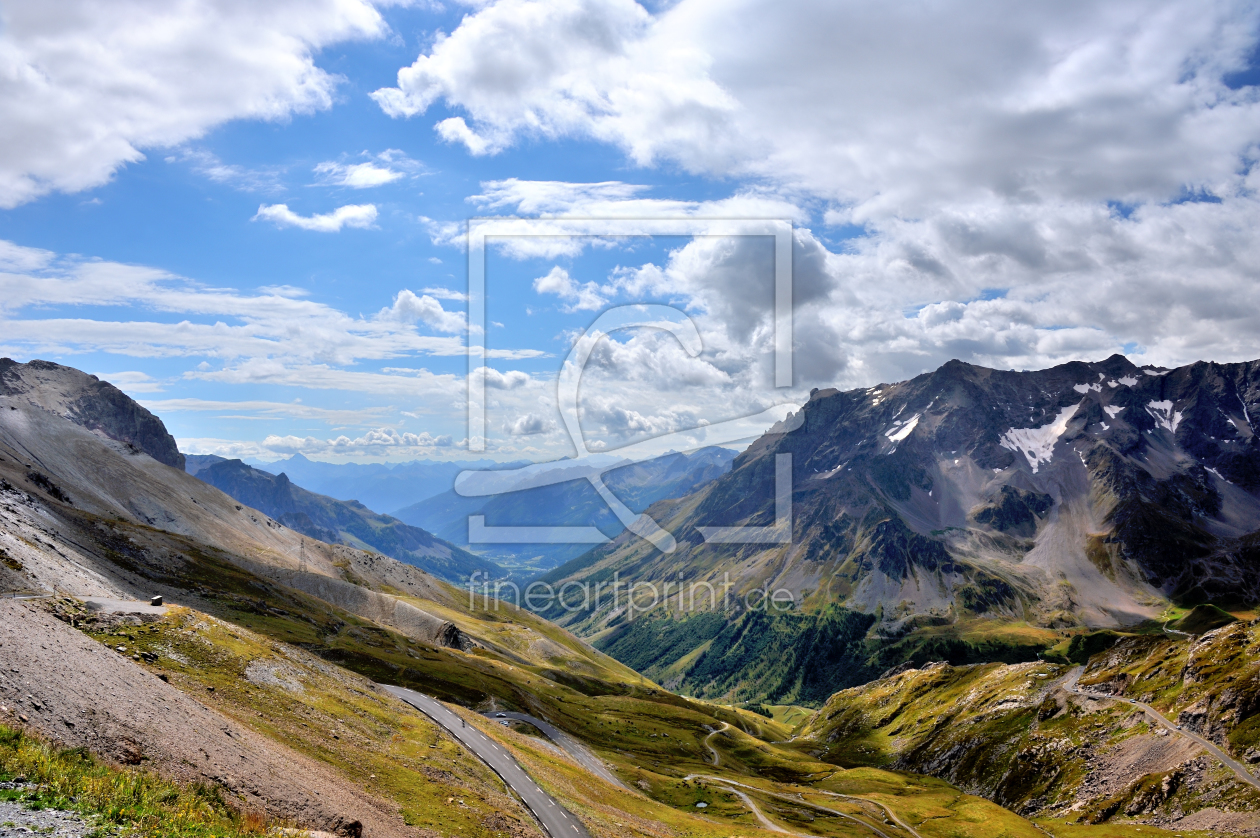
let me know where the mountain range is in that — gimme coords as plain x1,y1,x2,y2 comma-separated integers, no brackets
254,454,524,516
7,355,1260,835
395,447,738,570
540,354,1260,704
192,457,500,583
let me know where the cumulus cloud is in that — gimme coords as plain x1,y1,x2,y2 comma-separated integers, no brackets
477,367,534,390
264,428,454,454
253,202,378,232
504,412,555,435
376,0,1260,213
181,427,457,461
380,289,466,333
533,266,608,311
381,2,1260,397
0,0,388,208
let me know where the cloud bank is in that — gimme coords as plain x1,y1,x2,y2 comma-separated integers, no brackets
0,0,389,207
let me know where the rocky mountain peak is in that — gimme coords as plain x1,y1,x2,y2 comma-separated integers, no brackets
0,358,184,470
541,354,1260,702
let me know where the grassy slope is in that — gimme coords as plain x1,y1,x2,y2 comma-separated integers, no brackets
0,723,271,837
35,509,1175,838
796,619,1260,832
71,604,542,838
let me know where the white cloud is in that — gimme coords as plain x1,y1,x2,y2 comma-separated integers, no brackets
0,239,546,391
0,0,389,208
0,240,54,272
263,428,455,455
178,149,286,192
376,0,1260,215
532,266,608,311
179,427,457,461
472,178,652,215
477,367,534,390
94,370,165,393
380,289,466,333
420,286,467,301
314,161,403,188
435,117,499,155
505,412,555,435
313,151,423,188
253,202,378,232
141,398,389,425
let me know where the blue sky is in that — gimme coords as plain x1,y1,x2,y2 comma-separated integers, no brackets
2,0,1260,464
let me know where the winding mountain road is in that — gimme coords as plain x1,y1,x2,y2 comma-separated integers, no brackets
1062,667,1260,791
703,723,729,766
387,686,919,838
806,788,923,838
487,710,627,789
382,685,592,838
684,774,900,838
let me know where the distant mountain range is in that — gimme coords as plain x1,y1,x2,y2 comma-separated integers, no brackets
540,354,1260,704
394,447,738,570
192,458,500,583
251,454,526,516
189,447,738,575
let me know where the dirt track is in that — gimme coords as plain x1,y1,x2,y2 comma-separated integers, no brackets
0,600,414,838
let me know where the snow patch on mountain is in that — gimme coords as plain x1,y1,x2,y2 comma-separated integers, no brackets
999,405,1079,473
886,413,920,443
1073,383,1102,393
1146,400,1183,434
1104,405,1125,419
1118,376,1138,386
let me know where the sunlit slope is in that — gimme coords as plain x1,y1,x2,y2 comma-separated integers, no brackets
796,616,1260,833
540,355,1260,703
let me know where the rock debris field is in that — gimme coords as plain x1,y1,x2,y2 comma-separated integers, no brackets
0,783,90,837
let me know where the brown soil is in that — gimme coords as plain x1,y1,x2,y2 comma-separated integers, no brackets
0,600,415,838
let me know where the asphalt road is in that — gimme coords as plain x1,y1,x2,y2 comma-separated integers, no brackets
1063,666,1260,791
485,710,627,789
382,685,592,838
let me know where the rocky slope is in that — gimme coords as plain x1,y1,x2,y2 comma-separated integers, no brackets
540,354,1260,702
0,358,183,469
796,615,1260,834
195,457,500,583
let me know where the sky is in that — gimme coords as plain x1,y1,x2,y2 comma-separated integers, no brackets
1,0,1259,465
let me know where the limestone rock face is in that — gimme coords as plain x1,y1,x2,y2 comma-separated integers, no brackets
0,358,184,470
